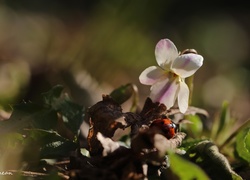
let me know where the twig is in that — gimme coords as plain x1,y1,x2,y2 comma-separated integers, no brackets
8,170,47,176
8,170,70,179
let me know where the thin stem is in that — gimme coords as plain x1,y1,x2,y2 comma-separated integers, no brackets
186,75,194,105
130,84,139,113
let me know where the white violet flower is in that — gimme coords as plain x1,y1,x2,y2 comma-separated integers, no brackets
139,38,203,113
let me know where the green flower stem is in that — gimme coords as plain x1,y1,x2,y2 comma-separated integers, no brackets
186,75,194,105
130,84,139,113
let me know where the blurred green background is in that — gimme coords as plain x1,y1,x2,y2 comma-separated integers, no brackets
0,0,250,122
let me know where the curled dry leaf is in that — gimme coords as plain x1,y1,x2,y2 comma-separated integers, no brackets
139,97,167,123
86,96,169,156
86,95,187,158
87,95,127,156
125,97,168,138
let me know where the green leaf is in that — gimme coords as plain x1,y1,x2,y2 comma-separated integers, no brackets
24,129,77,158
211,101,233,143
57,99,84,134
24,129,66,145
110,83,135,104
211,101,231,143
185,115,203,138
0,132,24,149
42,85,64,108
41,140,77,158
42,85,84,134
236,127,250,163
168,153,209,180
217,101,230,134
181,139,207,151
0,102,57,135
219,119,250,151
110,83,139,112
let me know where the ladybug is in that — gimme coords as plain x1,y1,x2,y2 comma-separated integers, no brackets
150,117,178,139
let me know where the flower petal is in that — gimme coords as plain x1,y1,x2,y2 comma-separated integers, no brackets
178,81,189,113
139,66,165,85
150,76,179,109
155,39,179,68
171,54,203,78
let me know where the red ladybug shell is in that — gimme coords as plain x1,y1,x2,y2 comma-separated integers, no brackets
150,118,177,139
